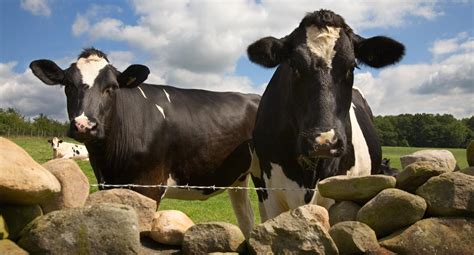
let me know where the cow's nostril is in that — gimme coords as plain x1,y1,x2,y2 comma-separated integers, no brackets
74,119,96,133
315,129,337,145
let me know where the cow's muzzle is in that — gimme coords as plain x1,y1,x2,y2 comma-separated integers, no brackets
73,118,97,134
310,129,344,158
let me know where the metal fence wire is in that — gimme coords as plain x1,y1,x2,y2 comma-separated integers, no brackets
91,183,318,192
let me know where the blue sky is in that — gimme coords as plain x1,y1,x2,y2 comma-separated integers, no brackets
0,0,473,121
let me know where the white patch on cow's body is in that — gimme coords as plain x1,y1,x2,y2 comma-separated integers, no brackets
347,103,371,176
162,174,222,200
306,26,341,69
155,104,166,119
137,86,148,99
163,89,171,103
76,55,108,88
315,129,336,145
262,163,307,220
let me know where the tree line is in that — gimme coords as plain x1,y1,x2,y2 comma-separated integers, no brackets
374,114,473,148
0,108,472,148
0,108,68,137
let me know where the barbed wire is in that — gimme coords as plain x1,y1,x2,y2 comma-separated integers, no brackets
90,183,317,192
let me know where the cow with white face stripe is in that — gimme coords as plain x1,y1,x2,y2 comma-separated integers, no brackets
247,10,405,220
30,48,260,236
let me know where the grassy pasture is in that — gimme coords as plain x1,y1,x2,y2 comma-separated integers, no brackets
8,136,468,226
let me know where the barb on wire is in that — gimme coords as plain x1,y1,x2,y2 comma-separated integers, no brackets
90,183,317,192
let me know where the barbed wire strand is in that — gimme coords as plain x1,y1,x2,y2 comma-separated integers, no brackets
90,183,317,192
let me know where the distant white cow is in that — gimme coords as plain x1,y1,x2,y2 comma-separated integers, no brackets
48,137,89,160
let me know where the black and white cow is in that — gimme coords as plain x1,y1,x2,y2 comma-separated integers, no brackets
48,136,89,160
30,48,260,236
247,10,404,221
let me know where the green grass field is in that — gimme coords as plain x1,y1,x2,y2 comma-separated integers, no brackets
8,136,468,226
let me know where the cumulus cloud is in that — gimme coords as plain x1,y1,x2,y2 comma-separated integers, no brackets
71,0,442,93
0,62,67,120
430,32,471,58
354,33,474,118
20,0,51,17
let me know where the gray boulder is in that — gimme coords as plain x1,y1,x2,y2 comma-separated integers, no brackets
400,149,457,171
0,137,61,205
396,161,450,193
41,159,90,213
86,188,157,234
248,205,338,254
0,204,42,240
182,222,246,255
357,188,427,237
329,221,379,254
318,175,396,203
328,201,361,226
379,217,474,254
17,203,140,254
416,172,474,217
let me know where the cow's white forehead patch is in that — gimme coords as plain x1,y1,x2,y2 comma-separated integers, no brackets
306,26,341,69
76,55,108,87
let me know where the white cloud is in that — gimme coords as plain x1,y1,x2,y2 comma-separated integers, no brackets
355,33,474,118
430,32,470,58
0,62,67,121
71,0,442,93
20,0,51,17
72,14,90,36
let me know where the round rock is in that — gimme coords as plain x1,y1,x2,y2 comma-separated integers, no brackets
400,149,457,171
396,161,450,193
182,222,246,254
248,206,338,254
17,203,140,254
150,210,194,246
86,188,157,234
318,175,396,203
329,221,379,254
329,201,361,226
379,217,474,254
41,159,90,213
416,172,474,217
0,138,61,205
357,188,427,237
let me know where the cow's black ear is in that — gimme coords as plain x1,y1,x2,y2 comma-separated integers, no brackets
47,140,52,143
118,64,150,88
247,36,288,68
353,35,405,68
59,140,63,143
30,60,65,85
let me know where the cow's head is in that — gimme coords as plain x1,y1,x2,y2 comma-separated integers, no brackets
31,48,150,142
48,137,62,157
248,10,404,161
